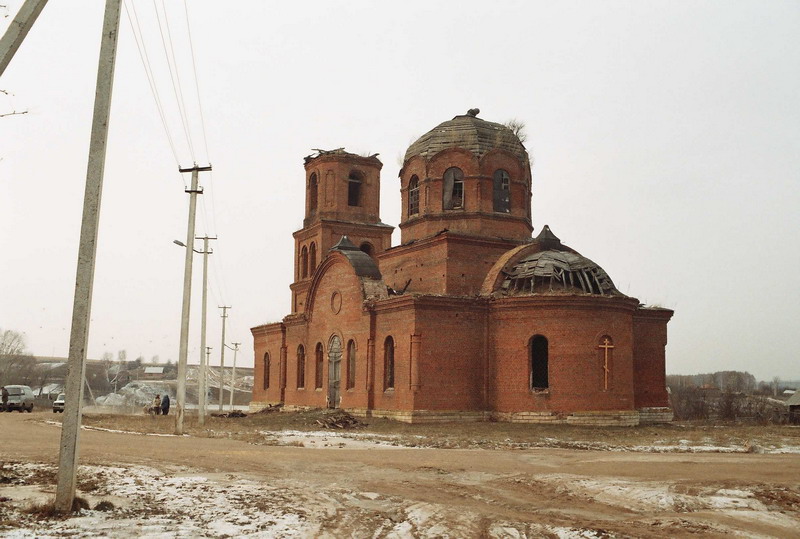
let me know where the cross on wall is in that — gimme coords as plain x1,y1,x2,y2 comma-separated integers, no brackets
599,337,615,390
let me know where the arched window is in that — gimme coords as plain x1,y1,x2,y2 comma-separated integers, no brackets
348,171,362,207
300,246,309,278
346,339,356,389
296,345,305,389
384,336,395,390
309,242,317,274
493,169,511,213
315,343,324,389
263,352,270,390
359,242,373,257
443,167,464,210
408,175,420,216
598,335,614,391
309,173,318,213
530,335,549,390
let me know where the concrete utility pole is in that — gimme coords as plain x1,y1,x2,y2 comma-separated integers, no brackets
0,0,49,76
196,235,216,426
218,305,230,411
55,0,121,514
228,342,240,409
175,164,211,435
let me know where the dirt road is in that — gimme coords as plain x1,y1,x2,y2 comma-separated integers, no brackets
2,411,799,537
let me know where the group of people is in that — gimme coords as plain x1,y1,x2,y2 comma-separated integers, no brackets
151,394,171,416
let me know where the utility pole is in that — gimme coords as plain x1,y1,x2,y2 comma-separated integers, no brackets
196,236,216,426
55,0,121,513
175,163,211,436
218,305,230,411
0,0,49,76
204,346,212,415
228,342,240,409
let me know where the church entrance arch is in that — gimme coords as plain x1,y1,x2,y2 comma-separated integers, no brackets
327,335,342,408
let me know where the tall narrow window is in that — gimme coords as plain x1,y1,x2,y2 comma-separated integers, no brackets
598,336,614,391
309,173,318,213
346,339,356,389
300,246,309,278
408,175,420,216
530,335,549,390
263,352,270,389
309,242,317,274
315,343,324,389
384,336,395,390
493,169,511,213
443,167,464,210
296,345,305,389
348,171,362,207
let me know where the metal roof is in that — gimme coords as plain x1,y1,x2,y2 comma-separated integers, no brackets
330,236,382,280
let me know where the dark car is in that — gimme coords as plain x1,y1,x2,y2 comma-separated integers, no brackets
2,385,34,412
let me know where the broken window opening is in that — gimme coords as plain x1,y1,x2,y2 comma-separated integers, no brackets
360,242,373,257
384,336,395,390
309,242,317,274
296,345,306,389
408,175,420,216
493,169,511,213
530,335,549,390
348,171,362,207
347,339,356,389
300,246,309,279
315,343,324,389
309,173,318,214
263,352,270,390
443,167,464,210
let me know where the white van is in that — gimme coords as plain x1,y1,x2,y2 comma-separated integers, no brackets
2,385,34,412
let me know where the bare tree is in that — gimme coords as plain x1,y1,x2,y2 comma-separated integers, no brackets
504,119,528,143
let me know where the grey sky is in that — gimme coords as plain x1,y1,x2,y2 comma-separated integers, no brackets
1,1,798,380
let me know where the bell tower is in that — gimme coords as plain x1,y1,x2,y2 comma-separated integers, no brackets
290,149,393,313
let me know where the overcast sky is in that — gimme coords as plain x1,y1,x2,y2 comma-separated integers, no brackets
1,1,798,381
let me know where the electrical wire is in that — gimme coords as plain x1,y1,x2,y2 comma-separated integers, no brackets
153,0,195,162
123,0,180,167
183,0,211,163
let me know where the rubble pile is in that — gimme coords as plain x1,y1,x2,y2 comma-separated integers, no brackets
315,411,364,429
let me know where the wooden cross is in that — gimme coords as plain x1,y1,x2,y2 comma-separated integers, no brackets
599,337,615,390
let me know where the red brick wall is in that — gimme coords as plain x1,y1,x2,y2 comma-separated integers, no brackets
488,296,639,413
410,298,487,411
632,308,673,408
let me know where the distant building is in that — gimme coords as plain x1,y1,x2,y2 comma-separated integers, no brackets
251,111,674,425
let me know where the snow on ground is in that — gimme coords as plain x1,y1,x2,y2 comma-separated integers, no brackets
2,458,798,537
0,463,314,538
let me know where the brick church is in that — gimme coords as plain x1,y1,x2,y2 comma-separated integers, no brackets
251,110,674,425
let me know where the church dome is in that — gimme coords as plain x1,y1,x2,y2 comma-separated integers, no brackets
404,109,528,164
497,226,623,297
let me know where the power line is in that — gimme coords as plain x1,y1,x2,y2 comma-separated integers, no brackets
123,0,180,166
183,0,210,163
152,0,195,161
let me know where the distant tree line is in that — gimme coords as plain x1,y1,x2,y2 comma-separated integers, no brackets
667,370,789,423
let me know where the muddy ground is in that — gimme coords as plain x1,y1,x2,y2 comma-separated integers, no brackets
1,410,799,537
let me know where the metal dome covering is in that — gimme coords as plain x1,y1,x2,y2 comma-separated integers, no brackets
404,111,528,164
501,250,621,296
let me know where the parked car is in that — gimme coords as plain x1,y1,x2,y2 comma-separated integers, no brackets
53,393,65,413
1,385,34,412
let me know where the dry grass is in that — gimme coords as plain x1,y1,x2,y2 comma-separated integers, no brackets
64,409,800,451
22,496,89,519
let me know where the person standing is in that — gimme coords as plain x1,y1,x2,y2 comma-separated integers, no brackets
1,387,8,412
152,394,161,415
160,394,171,416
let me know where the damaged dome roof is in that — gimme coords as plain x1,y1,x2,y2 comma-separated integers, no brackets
500,226,623,297
404,110,528,164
